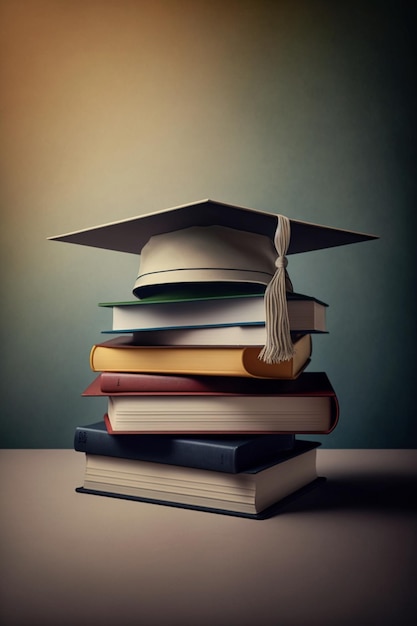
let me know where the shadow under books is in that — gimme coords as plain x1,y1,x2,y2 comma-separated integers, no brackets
281,473,417,515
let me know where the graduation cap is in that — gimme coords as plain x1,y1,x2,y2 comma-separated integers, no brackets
49,198,377,364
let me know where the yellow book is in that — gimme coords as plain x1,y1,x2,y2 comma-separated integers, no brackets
90,334,312,379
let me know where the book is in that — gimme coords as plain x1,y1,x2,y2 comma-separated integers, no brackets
99,291,327,334
89,333,312,379
74,421,295,473
75,440,322,519
81,371,339,434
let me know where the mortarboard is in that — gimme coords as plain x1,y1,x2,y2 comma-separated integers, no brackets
49,198,378,364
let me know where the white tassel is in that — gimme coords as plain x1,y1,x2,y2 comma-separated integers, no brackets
258,214,295,364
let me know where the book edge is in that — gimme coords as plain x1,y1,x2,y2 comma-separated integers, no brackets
75,476,326,519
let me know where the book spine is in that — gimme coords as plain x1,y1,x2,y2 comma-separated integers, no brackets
327,393,340,434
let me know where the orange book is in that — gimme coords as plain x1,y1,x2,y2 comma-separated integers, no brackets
90,334,312,379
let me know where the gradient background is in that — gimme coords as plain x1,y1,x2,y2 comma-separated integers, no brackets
1,0,416,448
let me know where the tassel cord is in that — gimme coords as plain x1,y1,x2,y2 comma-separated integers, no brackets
258,215,295,364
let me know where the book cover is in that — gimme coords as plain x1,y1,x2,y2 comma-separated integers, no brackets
74,421,295,473
90,370,335,395
89,333,312,379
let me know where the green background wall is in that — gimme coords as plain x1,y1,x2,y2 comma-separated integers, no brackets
1,0,415,448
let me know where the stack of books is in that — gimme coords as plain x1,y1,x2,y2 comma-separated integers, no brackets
50,199,377,519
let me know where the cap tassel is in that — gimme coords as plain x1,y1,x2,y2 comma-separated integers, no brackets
258,214,295,364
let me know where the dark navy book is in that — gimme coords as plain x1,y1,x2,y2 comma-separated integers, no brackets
75,438,323,519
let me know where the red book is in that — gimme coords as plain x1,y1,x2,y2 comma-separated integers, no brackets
82,371,339,435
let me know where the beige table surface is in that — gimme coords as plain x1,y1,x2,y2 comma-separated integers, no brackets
1,449,416,626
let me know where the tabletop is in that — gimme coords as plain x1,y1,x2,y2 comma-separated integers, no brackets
1,449,416,626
